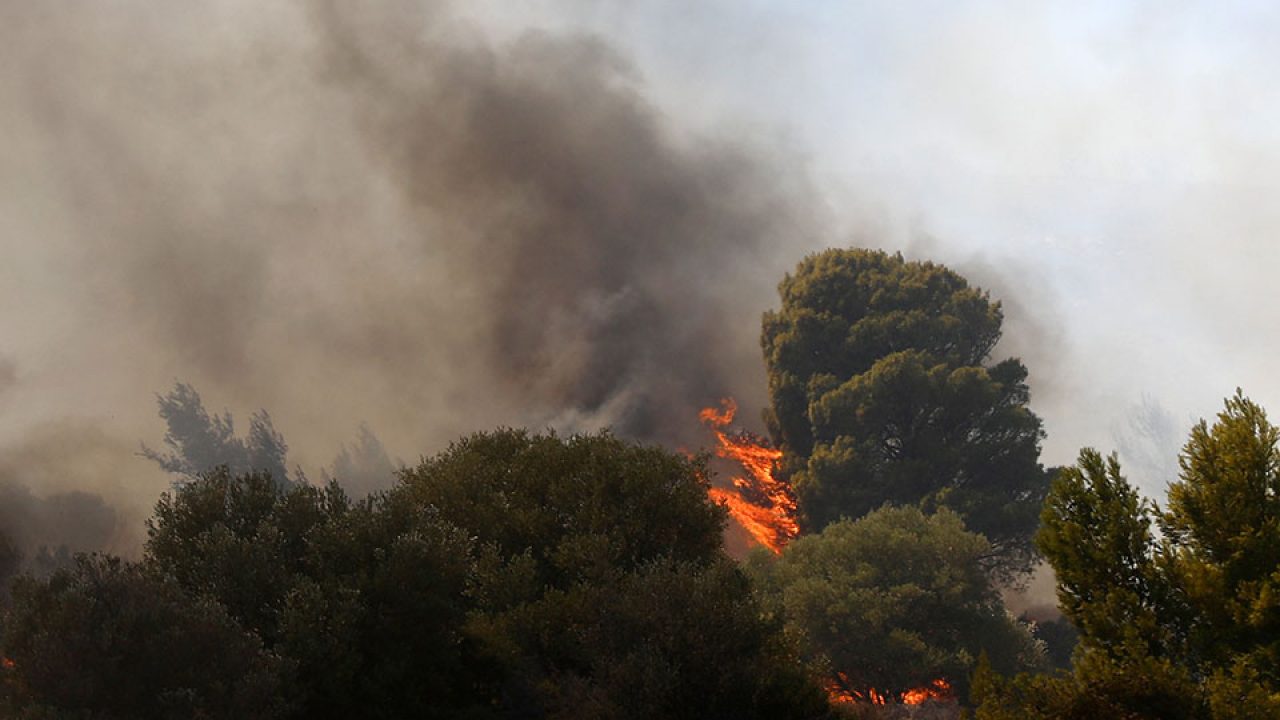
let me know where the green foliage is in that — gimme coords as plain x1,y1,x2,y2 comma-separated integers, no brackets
762,249,1050,575
135,429,825,719
1162,392,1280,678
979,391,1280,718
145,469,485,718
394,429,727,590
395,429,824,719
1037,449,1173,659
467,558,827,720
0,555,286,720
1028,615,1079,671
1203,659,1280,720
146,469,345,642
748,506,1043,702
972,649,1205,720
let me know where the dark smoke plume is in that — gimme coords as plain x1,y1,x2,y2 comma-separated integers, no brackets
0,0,822,484
302,1,821,444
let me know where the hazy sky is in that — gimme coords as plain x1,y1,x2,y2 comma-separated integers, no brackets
3,1,1277,546
484,1,1280,486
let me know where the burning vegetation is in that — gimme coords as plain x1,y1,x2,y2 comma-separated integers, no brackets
826,674,953,707
699,398,799,554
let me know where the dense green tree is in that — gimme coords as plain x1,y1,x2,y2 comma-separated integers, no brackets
1036,449,1174,660
972,649,1204,720
146,470,343,642
140,430,826,719
0,555,286,720
747,506,1043,703
395,430,826,719
145,469,486,719
977,391,1280,718
761,249,1051,575
1162,392,1280,677
393,430,726,588
466,558,826,720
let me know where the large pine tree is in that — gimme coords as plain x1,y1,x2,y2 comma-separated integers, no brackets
762,249,1052,576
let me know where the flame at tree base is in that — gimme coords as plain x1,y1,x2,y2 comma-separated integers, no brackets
699,398,798,554
699,401,951,709
826,674,953,707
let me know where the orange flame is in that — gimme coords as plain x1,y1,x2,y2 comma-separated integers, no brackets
699,398,798,554
1,657,13,670
901,678,952,705
826,672,951,707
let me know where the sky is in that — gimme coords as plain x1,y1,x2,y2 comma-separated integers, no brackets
2,1,1278,551
487,1,1280,480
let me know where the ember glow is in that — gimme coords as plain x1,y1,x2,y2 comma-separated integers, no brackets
827,672,952,707
901,678,953,704
699,398,798,554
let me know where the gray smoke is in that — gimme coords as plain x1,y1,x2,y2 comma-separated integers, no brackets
0,420,161,560
0,0,825,552
301,0,821,443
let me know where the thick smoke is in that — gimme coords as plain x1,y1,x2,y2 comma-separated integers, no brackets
302,0,820,443
0,0,822,549
0,420,161,561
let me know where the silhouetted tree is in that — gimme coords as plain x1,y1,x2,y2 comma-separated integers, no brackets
141,382,291,485
324,423,397,498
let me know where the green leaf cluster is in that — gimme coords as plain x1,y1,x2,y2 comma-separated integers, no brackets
0,555,287,720
978,391,1280,718
748,506,1043,703
2,430,829,719
762,249,1051,576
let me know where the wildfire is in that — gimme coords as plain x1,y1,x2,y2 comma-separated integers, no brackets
699,398,798,554
901,679,952,704
827,673,952,707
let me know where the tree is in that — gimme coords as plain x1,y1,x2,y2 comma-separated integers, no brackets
141,382,291,485
977,391,1280,718
145,469,487,719
747,506,1044,704
1036,450,1172,661
394,430,727,586
465,557,826,720
0,555,286,720
143,430,828,719
1162,392,1280,677
761,249,1051,575
324,423,397,498
395,429,826,719
146,470,350,645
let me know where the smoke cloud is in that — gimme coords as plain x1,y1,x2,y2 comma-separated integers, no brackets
8,0,1270,563
0,0,826,550
0,420,163,560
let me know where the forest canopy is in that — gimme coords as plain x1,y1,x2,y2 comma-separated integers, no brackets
2,431,826,719
2,249,1276,719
